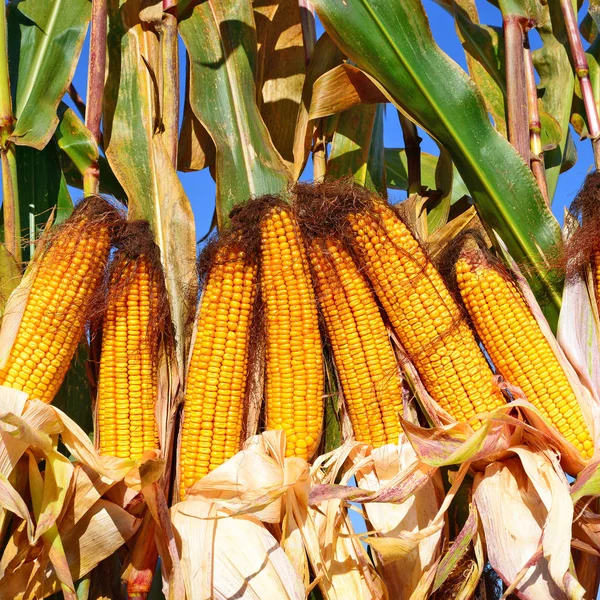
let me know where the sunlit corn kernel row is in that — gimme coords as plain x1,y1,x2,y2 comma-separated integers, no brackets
308,238,403,446
179,245,256,498
261,207,324,459
347,203,506,425
97,257,160,460
456,255,594,458
0,217,111,403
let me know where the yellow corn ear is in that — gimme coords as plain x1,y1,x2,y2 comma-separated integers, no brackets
261,206,324,459
179,245,256,497
96,255,160,460
348,203,505,424
456,251,593,458
593,250,600,311
308,238,403,446
0,211,113,403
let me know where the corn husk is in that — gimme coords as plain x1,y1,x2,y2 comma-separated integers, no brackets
169,431,386,599
0,387,165,599
169,432,305,600
311,438,445,600
473,446,584,599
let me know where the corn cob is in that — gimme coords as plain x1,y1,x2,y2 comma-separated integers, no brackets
96,254,161,460
456,249,593,458
261,206,324,459
347,202,505,424
308,238,403,446
0,200,116,403
593,251,600,312
179,244,257,497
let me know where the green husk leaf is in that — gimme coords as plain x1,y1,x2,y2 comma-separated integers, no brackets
292,33,345,179
55,106,126,201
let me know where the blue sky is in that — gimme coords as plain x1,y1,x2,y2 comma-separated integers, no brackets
47,0,595,236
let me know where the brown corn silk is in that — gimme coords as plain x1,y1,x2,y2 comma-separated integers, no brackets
295,181,505,426
455,242,593,459
179,241,257,497
0,197,120,403
564,171,600,311
96,223,170,460
260,202,324,460
307,237,403,446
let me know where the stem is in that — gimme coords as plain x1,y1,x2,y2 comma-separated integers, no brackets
84,0,108,195
0,2,20,266
299,0,317,66
503,16,529,163
398,112,422,194
561,0,600,168
161,10,179,168
68,83,87,119
1,146,21,264
313,121,327,181
524,40,549,205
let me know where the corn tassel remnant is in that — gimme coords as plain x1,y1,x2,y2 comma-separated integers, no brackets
179,244,257,497
456,249,593,458
261,206,324,459
348,202,505,425
96,255,161,460
0,200,116,403
308,238,403,446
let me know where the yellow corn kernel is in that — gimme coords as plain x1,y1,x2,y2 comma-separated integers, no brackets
0,203,114,403
262,206,324,458
456,252,593,458
97,256,160,460
179,245,256,498
308,238,403,446
348,203,505,424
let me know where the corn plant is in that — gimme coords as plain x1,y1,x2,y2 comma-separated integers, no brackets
1,0,600,598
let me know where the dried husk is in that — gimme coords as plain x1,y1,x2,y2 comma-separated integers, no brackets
169,431,385,599
0,387,165,599
473,446,585,599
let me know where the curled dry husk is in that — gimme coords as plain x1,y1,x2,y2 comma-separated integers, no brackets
313,437,445,600
473,446,584,600
0,386,164,599
169,430,386,600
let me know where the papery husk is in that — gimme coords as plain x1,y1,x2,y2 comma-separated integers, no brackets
355,441,444,600
307,476,387,599
312,438,444,600
473,446,585,600
169,431,386,600
169,432,305,600
0,387,165,599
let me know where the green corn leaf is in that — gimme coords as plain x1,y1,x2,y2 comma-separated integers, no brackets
533,0,577,202
7,0,91,148
178,0,289,226
2,142,73,263
327,103,385,193
450,0,507,138
385,148,469,205
311,0,564,325
255,0,306,170
104,0,197,369
55,105,126,201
